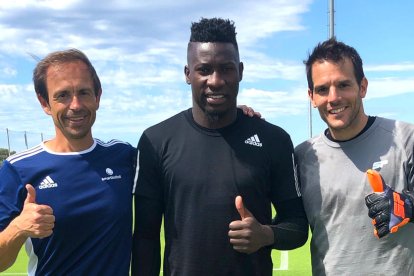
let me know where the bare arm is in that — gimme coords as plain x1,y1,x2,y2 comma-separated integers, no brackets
0,220,28,271
0,184,54,271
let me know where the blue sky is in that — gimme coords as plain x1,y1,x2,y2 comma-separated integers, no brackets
1,0,413,152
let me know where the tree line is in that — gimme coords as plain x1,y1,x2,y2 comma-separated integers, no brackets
0,148,16,166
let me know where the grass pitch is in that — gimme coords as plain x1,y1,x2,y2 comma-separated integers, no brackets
0,238,311,275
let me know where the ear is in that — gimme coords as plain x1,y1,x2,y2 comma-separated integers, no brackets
238,62,244,81
359,77,368,98
308,88,317,108
95,89,102,110
37,94,52,115
184,65,190,84
239,62,244,81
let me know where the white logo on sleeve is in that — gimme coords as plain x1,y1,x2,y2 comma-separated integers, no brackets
39,176,58,189
245,134,262,147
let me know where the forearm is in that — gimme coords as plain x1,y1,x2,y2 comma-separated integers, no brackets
403,189,414,223
271,197,309,250
131,235,161,276
270,217,308,250
132,195,163,275
0,220,27,271
258,225,274,248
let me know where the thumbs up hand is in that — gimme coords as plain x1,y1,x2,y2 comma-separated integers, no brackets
365,170,413,238
24,184,37,204
11,184,55,239
228,196,274,254
235,195,253,219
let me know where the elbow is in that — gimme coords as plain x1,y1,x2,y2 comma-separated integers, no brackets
271,217,309,250
0,258,15,273
273,227,308,250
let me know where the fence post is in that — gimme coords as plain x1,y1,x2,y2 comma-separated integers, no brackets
6,128,11,156
24,131,28,149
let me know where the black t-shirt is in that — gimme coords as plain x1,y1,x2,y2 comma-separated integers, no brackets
133,108,302,276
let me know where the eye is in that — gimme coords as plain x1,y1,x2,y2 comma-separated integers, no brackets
223,65,234,71
79,89,94,97
197,66,212,75
55,91,68,100
315,87,328,95
338,82,350,89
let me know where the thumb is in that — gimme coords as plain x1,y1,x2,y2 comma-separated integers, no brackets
366,169,385,193
24,184,36,204
235,195,253,219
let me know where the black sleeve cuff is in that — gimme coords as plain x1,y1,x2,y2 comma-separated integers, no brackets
269,216,309,250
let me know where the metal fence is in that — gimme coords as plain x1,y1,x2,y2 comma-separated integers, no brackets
1,128,54,156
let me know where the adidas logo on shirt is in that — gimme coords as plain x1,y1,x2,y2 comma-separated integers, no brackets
39,176,58,189
245,134,262,147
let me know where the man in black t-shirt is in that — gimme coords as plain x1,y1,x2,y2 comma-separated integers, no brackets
131,17,308,276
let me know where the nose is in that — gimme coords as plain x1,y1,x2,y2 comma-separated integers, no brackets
327,86,340,103
207,71,225,88
69,95,81,110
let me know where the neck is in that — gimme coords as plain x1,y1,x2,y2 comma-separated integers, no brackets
45,133,94,152
329,114,369,141
191,106,237,129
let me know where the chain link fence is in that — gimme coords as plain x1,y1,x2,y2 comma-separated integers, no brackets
0,128,54,157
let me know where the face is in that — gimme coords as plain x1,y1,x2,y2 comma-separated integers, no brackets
185,42,243,128
309,58,368,141
38,60,101,147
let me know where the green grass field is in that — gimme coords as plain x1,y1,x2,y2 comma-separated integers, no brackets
0,238,311,275
2,204,311,275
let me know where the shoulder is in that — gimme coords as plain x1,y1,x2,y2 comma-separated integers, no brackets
295,135,324,158
375,117,414,139
95,138,136,155
145,110,187,133
241,115,291,140
6,144,45,165
95,138,133,148
235,117,296,159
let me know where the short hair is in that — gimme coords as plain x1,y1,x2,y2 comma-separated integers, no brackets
33,48,101,103
189,17,239,52
304,37,365,91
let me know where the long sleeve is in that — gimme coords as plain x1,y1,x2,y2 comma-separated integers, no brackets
131,133,164,276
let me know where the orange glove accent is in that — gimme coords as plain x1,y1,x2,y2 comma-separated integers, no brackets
365,169,413,238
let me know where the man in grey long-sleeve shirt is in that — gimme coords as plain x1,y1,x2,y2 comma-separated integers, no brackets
296,38,414,275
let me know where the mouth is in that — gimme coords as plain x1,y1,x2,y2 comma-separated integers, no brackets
328,107,346,114
206,94,224,99
68,116,85,121
65,115,87,126
205,93,225,104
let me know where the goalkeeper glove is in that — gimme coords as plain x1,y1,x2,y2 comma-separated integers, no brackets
364,169,414,238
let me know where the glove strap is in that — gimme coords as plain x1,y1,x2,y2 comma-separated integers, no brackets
402,189,414,221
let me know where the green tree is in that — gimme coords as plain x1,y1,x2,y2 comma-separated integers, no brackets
0,148,16,166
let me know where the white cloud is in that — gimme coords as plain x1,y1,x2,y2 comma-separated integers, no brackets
365,62,414,72
238,86,308,119
365,77,414,99
1,0,413,149
242,55,304,82
1,66,17,77
0,0,312,58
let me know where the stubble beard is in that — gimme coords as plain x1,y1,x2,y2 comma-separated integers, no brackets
204,109,222,123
